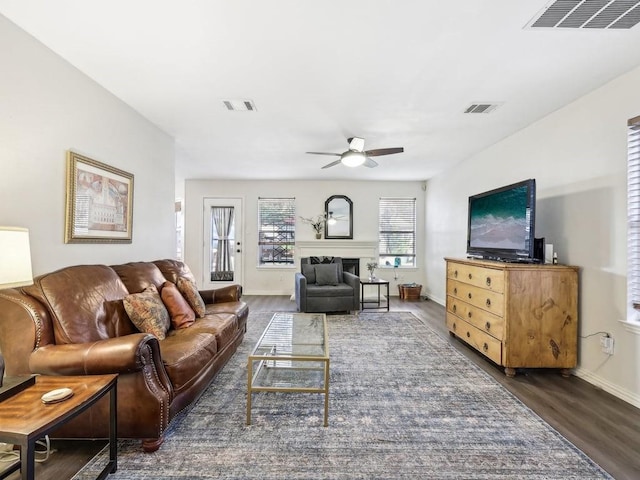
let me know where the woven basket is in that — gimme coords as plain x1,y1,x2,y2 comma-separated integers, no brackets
398,284,422,300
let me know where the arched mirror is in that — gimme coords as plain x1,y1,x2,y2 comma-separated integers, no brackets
324,195,353,239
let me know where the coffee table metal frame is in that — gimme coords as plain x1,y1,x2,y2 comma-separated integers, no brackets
246,312,329,426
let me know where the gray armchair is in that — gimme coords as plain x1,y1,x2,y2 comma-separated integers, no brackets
295,257,360,313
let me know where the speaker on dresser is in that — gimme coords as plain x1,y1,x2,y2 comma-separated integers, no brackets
534,237,545,263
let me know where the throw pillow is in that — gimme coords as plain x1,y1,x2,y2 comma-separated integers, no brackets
123,285,170,340
301,264,316,284
160,281,196,329
176,276,206,318
315,263,339,286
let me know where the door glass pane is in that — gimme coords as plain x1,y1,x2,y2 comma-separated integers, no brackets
210,206,235,282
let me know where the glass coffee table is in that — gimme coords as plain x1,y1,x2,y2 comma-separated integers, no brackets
246,312,329,426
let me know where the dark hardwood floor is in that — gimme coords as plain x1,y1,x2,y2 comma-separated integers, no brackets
2,295,638,479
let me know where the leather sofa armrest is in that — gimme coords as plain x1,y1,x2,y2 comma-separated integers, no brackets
199,284,242,304
29,333,164,376
294,272,307,312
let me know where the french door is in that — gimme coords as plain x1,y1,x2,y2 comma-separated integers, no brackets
203,198,243,288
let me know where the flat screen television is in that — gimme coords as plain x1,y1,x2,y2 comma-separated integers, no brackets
466,179,537,263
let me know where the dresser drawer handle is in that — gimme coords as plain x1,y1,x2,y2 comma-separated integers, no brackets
466,331,471,338
468,273,472,280
452,305,457,313
453,287,457,295
467,311,472,318
486,298,491,307
485,321,491,331
454,270,458,278
483,343,489,352
452,322,457,331
468,293,472,299
486,277,491,287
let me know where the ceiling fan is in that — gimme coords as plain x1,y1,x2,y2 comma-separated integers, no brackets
306,137,404,169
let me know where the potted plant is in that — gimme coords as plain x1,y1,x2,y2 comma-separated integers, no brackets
300,214,326,239
366,262,378,280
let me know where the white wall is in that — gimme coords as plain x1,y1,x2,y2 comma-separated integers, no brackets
0,15,176,275
184,179,425,295
425,64,640,407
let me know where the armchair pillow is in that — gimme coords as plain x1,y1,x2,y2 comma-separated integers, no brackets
315,264,339,286
176,276,206,318
301,264,316,284
160,281,196,329
123,285,171,339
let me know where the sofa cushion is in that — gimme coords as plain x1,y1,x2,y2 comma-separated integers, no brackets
176,276,206,318
187,313,239,349
123,285,171,340
24,264,135,344
112,262,167,294
160,329,218,393
315,264,339,286
301,264,316,284
306,283,354,298
160,281,196,329
154,259,197,284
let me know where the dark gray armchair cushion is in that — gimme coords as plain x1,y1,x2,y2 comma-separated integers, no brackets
315,264,339,286
302,264,316,284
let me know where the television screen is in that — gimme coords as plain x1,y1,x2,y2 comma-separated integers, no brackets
466,179,536,262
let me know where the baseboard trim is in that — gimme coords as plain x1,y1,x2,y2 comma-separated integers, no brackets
574,367,640,409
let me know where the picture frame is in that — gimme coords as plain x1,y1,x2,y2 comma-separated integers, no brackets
65,151,134,243
324,195,353,239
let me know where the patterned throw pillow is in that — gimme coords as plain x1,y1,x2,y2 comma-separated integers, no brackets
160,281,196,329
176,276,206,318
123,285,170,340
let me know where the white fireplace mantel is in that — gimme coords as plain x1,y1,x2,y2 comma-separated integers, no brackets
295,241,378,264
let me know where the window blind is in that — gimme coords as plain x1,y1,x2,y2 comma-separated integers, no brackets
258,198,295,265
379,197,416,267
628,116,640,309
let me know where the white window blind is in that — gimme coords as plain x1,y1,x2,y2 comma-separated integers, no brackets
379,197,416,267
628,116,640,311
258,198,295,266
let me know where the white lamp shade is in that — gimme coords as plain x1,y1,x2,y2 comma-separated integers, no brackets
0,227,33,289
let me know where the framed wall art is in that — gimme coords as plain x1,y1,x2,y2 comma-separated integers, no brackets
65,151,134,243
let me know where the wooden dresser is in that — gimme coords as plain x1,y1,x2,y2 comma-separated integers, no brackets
445,257,578,377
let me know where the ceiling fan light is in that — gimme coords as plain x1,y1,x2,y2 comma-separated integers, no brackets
327,213,337,225
342,151,366,167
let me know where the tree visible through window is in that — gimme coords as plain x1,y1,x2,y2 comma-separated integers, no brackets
379,197,416,267
258,198,295,266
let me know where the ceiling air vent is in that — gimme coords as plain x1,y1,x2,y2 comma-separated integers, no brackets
528,0,640,29
464,103,501,114
222,99,257,111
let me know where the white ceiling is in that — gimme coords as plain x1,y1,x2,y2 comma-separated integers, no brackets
2,0,640,182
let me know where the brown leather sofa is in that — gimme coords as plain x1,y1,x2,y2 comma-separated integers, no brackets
0,259,248,452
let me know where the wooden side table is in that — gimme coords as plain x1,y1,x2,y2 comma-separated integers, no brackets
0,374,117,480
360,278,390,311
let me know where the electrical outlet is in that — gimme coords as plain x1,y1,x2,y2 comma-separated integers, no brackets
600,335,615,355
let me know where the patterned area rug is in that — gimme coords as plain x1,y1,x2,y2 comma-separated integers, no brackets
109,311,611,479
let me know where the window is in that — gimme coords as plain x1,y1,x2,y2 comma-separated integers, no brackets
379,197,416,267
258,198,295,266
628,116,640,322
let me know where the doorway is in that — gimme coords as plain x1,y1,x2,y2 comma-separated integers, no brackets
203,198,243,288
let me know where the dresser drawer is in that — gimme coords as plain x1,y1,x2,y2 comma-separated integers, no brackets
447,279,504,317
447,263,505,293
446,295,504,340
446,313,502,365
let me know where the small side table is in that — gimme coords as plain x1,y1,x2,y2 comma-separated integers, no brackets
360,278,390,311
0,374,117,480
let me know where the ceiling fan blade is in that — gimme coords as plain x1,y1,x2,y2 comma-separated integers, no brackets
348,137,365,152
321,159,343,169
363,157,378,168
306,151,342,156
365,147,404,157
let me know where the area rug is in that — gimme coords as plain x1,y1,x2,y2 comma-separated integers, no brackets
108,311,611,479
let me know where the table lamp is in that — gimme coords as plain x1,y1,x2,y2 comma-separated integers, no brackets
0,226,34,388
